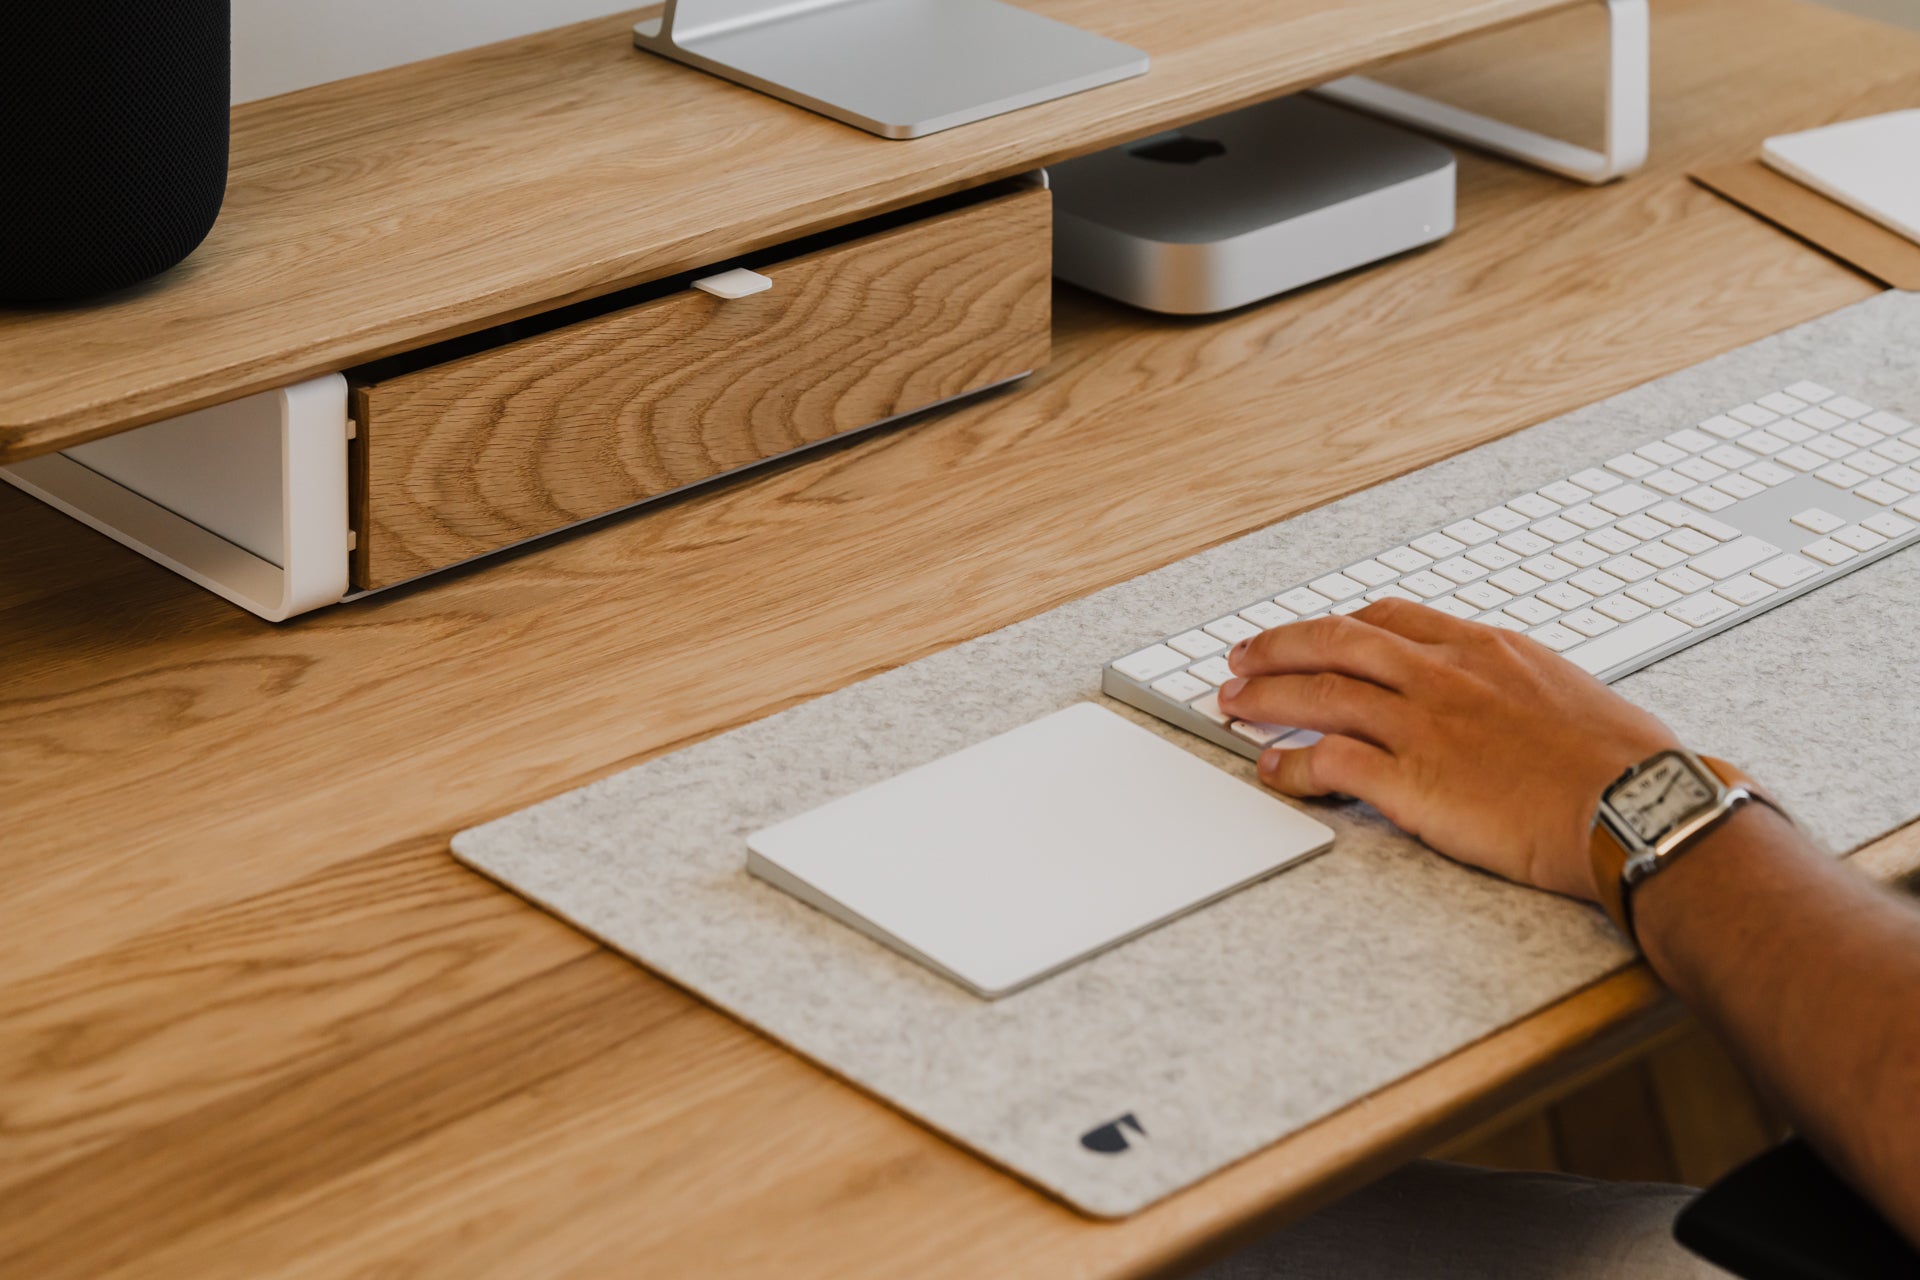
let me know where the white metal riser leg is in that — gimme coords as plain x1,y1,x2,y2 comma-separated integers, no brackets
0,374,351,622
1314,0,1649,185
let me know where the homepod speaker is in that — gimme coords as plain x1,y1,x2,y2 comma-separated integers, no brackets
2,3,230,303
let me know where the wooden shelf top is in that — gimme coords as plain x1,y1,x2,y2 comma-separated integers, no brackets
0,0,1580,462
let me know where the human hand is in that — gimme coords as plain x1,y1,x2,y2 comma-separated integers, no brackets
1216,599,1680,901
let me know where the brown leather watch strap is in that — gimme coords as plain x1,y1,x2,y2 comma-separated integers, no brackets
1588,755,1779,942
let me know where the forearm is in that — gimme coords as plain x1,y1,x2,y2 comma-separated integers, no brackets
1634,805,1920,1240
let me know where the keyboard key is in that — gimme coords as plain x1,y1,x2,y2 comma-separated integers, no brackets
1561,503,1613,529
1753,555,1820,589
1456,582,1512,610
1824,395,1872,419
1674,457,1727,484
1601,555,1657,582
1152,671,1212,702
1783,381,1834,403
1584,528,1638,554
1556,542,1608,568
1704,444,1757,469
1571,569,1628,596
1606,453,1658,478
1465,544,1521,570
1643,469,1694,495
1791,508,1844,534
1489,568,1547,595
1570,468,1622,492
1665,429,1717,454
1530,623,1583,652
1815,463,1867,489
1678,513,1742,541
1757,392,1807,415
1540,479,1594,505
1663,528,1716,555
1503,596,1560,625
1806,435,1853,459
1656,566,1714,595
1633,442,1686,466
1521,554,1576,581
1698,415,1747,440
1857,480,1908,506
1241,601,1298,629
1169,629,1226,658
1863,410,1914,434
1278,587,1332,614
1684,486,1736,512
1411,532,1467,559
1562,609,1617,637
1345,559,1399,587
1669,595,1736,627
1728,404,1778,428
1507,493,1561,519
1796,407,1845,431
1863,512,1917,539
1737,430,1787,454
1848,451,1894,476
1886,467,1920,493
1331,599,1369,615
1689,536,1779,580
1429,596,1479,619
1205,615,1265,642
1711,474,1765,500
1366,584,1421,604
1776,446,1825,472
1398,572,1452,599
1713,575,1774,606
1476,506,1531,532
1497,530,1553,557
1874,439,1920,464
1532,516,1584,543
1189,656,1237,685
1433,556,1488,584
1189,690,1230,724
1231,720,1293,747
1538,582,1594,610
1378,545,1433,573
1616,513,1671,539
1595,594,1650,622
1743,461,1794,486
1626,581,1682,608
1632,542,1687,569
1800,538,1854,566
1480,613,1530,633
1442,519,1498,546
1832,525,1885,552
1835,422,1884,448
1593,485,1658,516
1114,645,1186,681
1771,419,1816,443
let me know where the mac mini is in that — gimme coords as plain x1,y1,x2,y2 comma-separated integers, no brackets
1050,96,1456,315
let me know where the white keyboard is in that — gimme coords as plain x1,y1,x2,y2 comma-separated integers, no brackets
1105,382,1920,759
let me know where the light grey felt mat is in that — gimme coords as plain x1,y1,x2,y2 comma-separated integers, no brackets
455,290,1920,1218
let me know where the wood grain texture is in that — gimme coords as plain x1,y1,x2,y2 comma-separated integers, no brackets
3,1,1919,1275
0,0,1587,460
353,187,1051,588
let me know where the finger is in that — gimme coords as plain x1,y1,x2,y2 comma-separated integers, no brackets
1257,734,1396,801
1218,671,1406,748
1228,613,1429,692
1346,596,1478,645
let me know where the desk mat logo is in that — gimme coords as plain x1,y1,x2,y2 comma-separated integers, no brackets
1080,1112,1147,1155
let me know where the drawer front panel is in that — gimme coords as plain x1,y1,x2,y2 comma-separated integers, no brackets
352,186,1051,589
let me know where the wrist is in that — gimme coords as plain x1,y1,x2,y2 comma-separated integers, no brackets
1633,801,1797,975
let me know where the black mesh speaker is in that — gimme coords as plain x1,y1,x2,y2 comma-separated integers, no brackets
2,3,230,303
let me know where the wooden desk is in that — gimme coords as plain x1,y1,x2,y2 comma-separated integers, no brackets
3,0,1918,1276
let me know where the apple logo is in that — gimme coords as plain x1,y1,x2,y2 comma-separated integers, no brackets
1129,135,1228,165
1080,1112,1148,1154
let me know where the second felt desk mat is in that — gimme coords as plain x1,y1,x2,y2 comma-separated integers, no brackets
454,290,1920,1218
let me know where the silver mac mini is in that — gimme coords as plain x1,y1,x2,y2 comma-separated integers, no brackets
1050,96,1456,315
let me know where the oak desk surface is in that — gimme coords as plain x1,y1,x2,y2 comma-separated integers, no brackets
5,0,1920,1277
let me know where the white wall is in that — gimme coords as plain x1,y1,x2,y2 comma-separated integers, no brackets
231,0,629,103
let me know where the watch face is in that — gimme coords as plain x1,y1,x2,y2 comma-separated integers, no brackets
1613,754,1717,845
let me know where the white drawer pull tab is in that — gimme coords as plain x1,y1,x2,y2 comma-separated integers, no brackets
692,268,773,299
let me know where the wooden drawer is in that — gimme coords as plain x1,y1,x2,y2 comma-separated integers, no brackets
348,183,1051,589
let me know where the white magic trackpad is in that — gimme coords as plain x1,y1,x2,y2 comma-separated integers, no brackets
747,702,1335,998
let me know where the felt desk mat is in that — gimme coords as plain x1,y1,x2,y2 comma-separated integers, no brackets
454,290,1920,1218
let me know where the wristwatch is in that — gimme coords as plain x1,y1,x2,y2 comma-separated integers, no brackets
1589,749,1785,942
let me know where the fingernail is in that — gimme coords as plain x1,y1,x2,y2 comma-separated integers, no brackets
1258,748,1281,776
1229,639,1249,664
1220,677,1247,701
